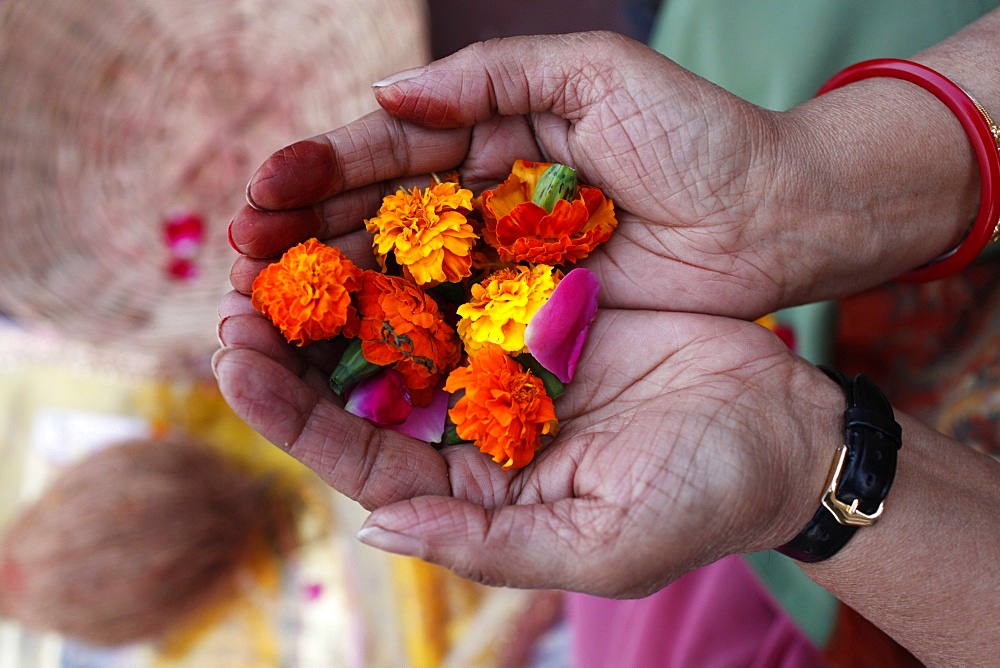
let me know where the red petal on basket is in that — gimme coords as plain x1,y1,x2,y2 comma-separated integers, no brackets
523,267,600,383
163,211,205,259
166,257,200,281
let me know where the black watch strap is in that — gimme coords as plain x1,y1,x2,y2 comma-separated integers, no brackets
777,367,902,563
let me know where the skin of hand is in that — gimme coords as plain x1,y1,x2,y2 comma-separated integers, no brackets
215,298,838,597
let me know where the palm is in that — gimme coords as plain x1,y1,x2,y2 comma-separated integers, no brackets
400,310,822,594
428,112,774,319
437,51,779,318
216,297,824,595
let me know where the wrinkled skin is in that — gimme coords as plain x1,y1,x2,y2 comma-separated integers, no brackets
218,32,848,596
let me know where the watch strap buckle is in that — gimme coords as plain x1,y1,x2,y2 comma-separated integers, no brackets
821,444,884,527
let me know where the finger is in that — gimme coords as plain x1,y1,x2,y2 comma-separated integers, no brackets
213,345,451,509
217,302,356,392
229,256,269,295
229,204,325,258
217,310,305,376
245,110,471,211
372,32,651,129
231,188,385,259
217,310,350,410
218,289,257,320
357,495,638,595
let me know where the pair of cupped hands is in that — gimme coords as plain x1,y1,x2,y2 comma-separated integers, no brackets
216,33,900,597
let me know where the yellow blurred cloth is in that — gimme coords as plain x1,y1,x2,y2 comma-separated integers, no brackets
0,321,555,667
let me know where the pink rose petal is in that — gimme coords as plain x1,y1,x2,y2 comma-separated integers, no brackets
523,267,600,383
394,386,450,443
344,369,412,426
344,369,449,443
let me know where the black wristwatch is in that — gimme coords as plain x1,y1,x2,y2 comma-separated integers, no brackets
777,367,902,563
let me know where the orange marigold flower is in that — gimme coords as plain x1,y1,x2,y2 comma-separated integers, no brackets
445,344,557,470
456,264,559,355
365,181,477,286
357,271,461,407
251,238,361,346
480,160,618,265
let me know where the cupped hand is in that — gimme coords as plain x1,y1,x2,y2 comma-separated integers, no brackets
214,291,839,597
230,32,823,319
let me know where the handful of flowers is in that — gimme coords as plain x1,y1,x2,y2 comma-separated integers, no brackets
251,160,618,470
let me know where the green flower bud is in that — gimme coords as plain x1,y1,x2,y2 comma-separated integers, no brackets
531,163,578,213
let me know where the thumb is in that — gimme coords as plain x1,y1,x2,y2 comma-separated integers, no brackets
372,32,652,128
357,495,625,594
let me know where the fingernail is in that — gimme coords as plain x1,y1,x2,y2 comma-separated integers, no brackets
210,347,227,379
217,316,231,347
227,220,242,253
245,176,262,210
372,66,427,89
356,526,423,558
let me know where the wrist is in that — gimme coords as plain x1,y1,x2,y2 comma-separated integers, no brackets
763,75,978,305
776,368,903,562
732,361,851,553
797,415,1000,665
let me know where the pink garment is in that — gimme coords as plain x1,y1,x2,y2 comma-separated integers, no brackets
567,555,825,667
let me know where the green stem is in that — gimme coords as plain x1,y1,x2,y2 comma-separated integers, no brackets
443,423,471,446
515,353,565,399
329,338,382,395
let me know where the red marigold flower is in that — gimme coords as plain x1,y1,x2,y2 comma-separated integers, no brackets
251,238,361,346
480,160,618,265
356,271,461,407
444,344,557,470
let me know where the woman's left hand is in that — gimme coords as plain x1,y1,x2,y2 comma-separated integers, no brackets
215,295,837,596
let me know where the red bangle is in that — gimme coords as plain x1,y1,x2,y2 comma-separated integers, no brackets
817,58,1000,282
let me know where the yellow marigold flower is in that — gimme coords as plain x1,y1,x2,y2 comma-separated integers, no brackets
251,238,361,346
365,181,477,286
456,264,559,355
445,344,557,470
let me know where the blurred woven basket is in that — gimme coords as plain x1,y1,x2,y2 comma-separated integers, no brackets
0,0,429,369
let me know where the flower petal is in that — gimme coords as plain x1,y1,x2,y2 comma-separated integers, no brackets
445,344,556,469
344,369,413,427
344,369,449,442
523,268,600,383
394,386,450,443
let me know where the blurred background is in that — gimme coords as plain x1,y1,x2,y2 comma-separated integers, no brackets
0,1,659,666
